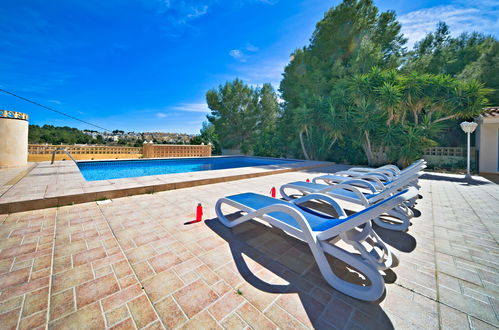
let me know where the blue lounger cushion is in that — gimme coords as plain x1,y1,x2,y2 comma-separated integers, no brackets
226,192,347,231
287,181,377,199
226,189,410,233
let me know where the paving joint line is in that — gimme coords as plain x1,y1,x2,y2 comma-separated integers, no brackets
44,207,58,330
140,206,237,329
394,271,498,328
140,206,283,329
412,181,496,329
455,183,498,246
0,163,36,199
429,181,443,330
96,203,167,330
15,294,26,330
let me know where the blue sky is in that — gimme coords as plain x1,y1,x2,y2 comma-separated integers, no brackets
1,0,498,134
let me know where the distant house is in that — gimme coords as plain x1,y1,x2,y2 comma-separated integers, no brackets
476,107,499,174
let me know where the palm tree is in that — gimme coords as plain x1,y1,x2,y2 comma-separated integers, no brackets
400,72,428,124
293,105,314,160
376,81,402,125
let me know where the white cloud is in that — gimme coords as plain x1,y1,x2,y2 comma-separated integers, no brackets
229,44,259,62
245,43,259,52
234,58,288,89
170,102,210,113
156,112,168,118
186,5,208,19
153,1,210,29
47,99,62,105
399,4,499,48
229,49,246,62
256,0,279,4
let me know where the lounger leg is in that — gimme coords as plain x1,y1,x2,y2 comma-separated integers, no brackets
316,241,385,301
215,198,255,228
299,218,387,301
339,223,399,269
373,207,410,232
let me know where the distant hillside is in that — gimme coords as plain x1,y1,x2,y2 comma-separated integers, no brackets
28,125,197,146
29,125,104,145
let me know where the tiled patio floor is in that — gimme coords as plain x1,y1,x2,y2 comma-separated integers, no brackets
0,167,498,329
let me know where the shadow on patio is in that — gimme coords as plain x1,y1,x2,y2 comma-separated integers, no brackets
421,173,495,186
205,215,399,329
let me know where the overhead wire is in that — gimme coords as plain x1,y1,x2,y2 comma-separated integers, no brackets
0,88,111,132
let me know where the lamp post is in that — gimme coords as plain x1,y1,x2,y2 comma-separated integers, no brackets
460,121,478,180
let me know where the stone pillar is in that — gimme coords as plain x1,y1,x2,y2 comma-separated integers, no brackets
0,110,29,167
142,141,153,158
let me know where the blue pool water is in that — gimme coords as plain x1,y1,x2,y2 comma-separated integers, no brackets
77,156,297,181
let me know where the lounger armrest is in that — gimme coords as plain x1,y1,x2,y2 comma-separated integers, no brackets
318,184,370,206
400,165,425,177
349,166,398,177
317,187,419,240
373,169,397,178
354,175,385,190
387,171,423,188
216,197,315,236
340,179,378,193
312,175,330,184
379,164,401,174
291,193,347,218
348,167,375,173
362,171,391,181
337,170,392,182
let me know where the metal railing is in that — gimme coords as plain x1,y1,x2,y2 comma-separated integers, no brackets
51,148,77,164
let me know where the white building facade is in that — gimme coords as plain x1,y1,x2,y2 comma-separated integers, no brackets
476,107,499,174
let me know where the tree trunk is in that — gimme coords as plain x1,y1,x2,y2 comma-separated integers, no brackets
433,114,457,124
362,131,375,165
328,137,338,150
299,130,310,160
386,109,394,126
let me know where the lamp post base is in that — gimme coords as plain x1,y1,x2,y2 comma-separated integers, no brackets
464,173,473,180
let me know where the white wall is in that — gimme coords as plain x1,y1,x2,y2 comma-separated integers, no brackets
478,119,499,174
0,118,28,167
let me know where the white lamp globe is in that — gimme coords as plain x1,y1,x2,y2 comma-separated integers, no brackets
460,121,478,134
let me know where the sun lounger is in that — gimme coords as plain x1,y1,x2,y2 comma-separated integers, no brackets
280,179,414,231
347,159,425,174
215,187,418,301
337,159,427,180
313,170,423,192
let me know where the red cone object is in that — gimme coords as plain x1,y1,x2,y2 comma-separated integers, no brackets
270,187,276,198
196,203,203,222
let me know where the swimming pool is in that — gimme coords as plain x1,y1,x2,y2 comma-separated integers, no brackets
77,156,298,181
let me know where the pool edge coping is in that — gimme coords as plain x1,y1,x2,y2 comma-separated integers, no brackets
0,161,331,214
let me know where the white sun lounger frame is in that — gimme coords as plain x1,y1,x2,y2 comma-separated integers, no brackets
215,188,418,301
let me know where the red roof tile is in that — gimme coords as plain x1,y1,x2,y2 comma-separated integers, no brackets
482,107,499,117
